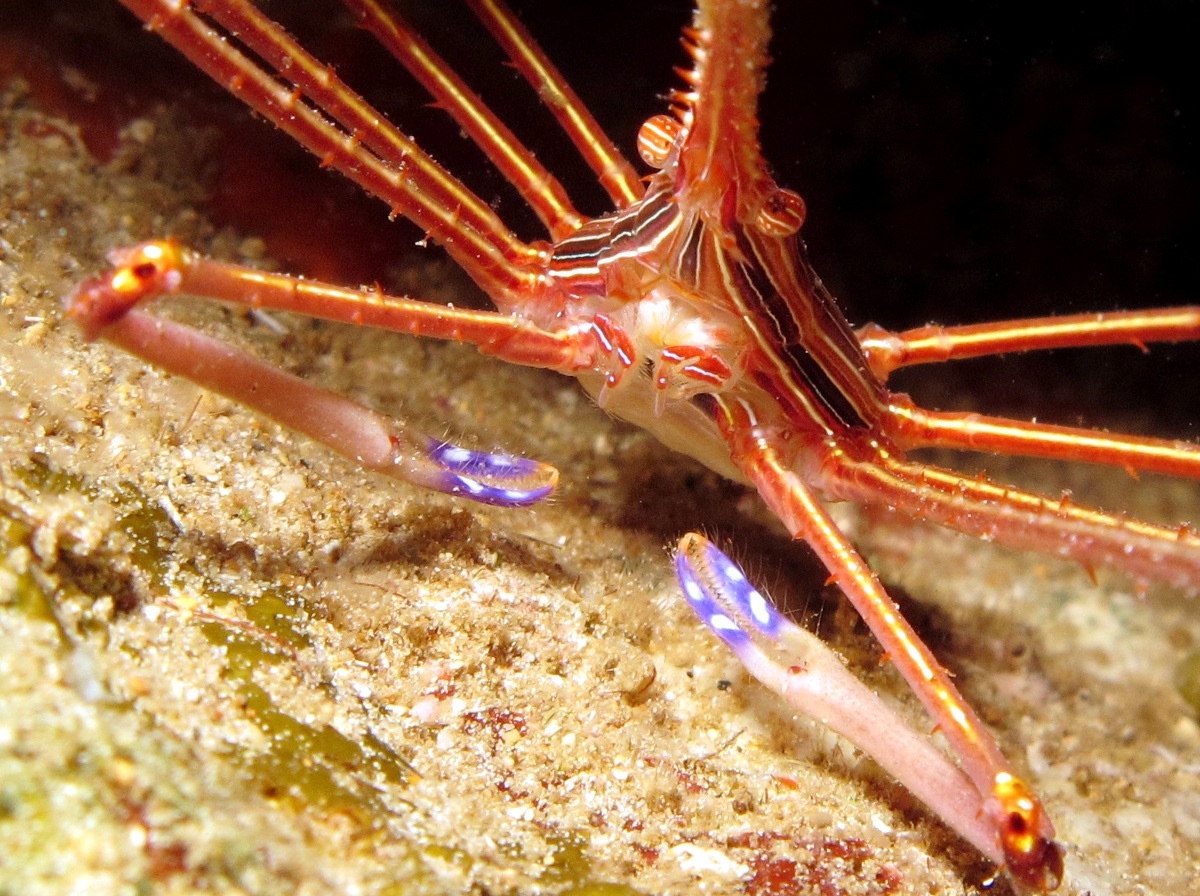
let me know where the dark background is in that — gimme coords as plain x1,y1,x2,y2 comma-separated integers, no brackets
4,0,1198,430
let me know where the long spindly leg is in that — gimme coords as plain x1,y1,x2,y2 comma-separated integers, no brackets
96,307,557,506
343,0,606,239
885,396,1200,480
674,533,1006,869
827,443,1200,591
711,398,1063,891
465,0,644,208
65,241,596,505
195,0,645,235
856,307,1200,511
68,242,590,370
118,0,542,301
205,0,579,239
858,306,1200,377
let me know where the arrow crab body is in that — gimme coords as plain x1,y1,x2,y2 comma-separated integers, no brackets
67,1,1200,890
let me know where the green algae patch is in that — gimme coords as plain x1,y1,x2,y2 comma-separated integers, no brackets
112,498,175,592
238,679,379,816
504,828,648,895
1,562,57,626
0,534,55,628
11,455,177,593
558,884,646,896
541,829,592,886
205,584,313,651
1176,649,1200,716
420,843,474,876
12,452,90,499
201,616,415,823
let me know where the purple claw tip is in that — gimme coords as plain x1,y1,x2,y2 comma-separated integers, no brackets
675,545,752,651
675,535,786,652
429,441,555,507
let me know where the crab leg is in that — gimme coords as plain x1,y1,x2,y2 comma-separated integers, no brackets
466,0,644,208
93,308,556,506
118,0,542,299
348,0,599,239
827,446,1200,590
68,241,588,369
887,398,1200,481
675,534,1005,866
856,307,1200,480
859,306,1200,376
713,398,1063,891
64,240,596,505
201,0,579,239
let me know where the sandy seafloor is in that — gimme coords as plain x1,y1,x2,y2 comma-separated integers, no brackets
3,9,1200,896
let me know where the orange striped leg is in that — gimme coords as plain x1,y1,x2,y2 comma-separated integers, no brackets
714,401,1063,891
203,0,580,240
341,0,588,239
825,443,1200,591
675,533,1005,868
68,242,587,369
859,306,1200,377
65,242,585,504
119,0,541,300
466,0,644,208
885,395,1200,480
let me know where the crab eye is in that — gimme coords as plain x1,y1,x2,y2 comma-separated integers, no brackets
753,188,806,237
637,113,681,168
